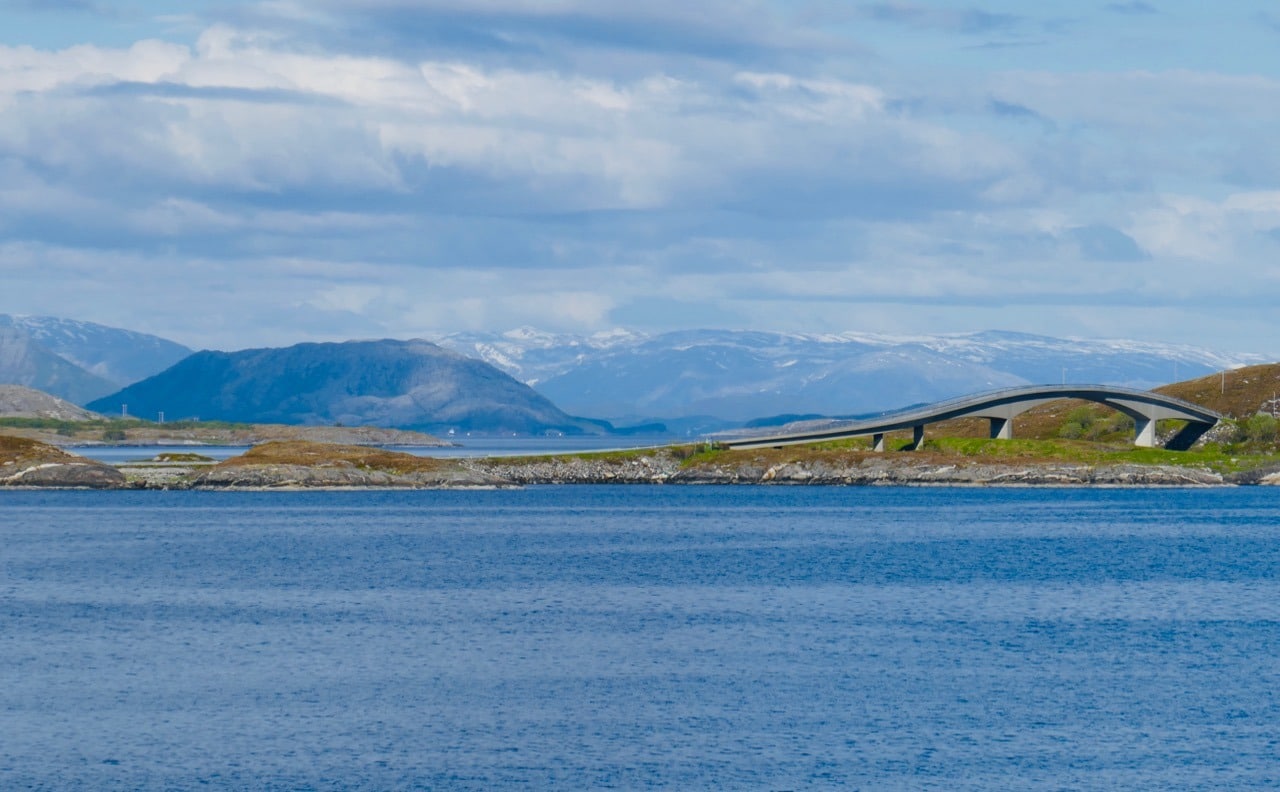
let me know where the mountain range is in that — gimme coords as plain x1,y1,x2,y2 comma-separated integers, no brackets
86,339,612,435
0,315,192,403
436,328,1265,432
0,313,1268,436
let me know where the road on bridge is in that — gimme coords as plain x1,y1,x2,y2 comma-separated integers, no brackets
720,384,1220,452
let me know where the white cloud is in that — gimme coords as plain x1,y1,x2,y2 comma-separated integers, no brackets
1,10,1279,355
0,39,189,95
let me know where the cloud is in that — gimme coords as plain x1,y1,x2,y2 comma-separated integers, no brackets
81,80,346,105
859,2,1022,34
987,98,1054,128
1105,2,1159,14
215,0,848,75
1,6,1279,355
3,0,100,11
0,30,1026,248
1258,12,1280,34
1064,225,1148,262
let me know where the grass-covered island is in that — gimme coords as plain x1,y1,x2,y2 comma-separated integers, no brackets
4,366,1280,489
3,434,1279,490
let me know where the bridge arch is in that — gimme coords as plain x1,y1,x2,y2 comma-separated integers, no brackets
722,385,1220,452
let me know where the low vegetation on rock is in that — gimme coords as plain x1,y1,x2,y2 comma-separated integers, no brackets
191,441,499,488
217,441,447,474
0,435,126,488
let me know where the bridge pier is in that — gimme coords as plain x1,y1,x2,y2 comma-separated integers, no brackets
989,417,1012,440
1134,416,1156,447
872,433,886,452
905,425,925,451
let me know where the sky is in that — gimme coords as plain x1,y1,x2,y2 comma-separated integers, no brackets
1,1,1278,354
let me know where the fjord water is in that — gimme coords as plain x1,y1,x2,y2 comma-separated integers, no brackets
2,487,1278,789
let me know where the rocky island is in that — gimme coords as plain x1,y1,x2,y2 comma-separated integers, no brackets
3,435,1278,490
0,435,125,488
3,364,1278,490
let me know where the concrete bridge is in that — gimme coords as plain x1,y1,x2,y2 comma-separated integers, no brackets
721,384,1220,452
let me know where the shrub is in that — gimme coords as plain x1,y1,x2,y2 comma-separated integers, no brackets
1059,406,1096,439
1246,413,1278,444
1059,421,1086,440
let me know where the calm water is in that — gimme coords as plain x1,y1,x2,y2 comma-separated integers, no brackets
77,436,670,463
2,486,1278,789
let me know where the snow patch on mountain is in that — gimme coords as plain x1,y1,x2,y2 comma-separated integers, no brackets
0,314,192,387
434,328,1266,427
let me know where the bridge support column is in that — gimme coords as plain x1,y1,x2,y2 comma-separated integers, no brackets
989,417,1012,440
905,425,925,451
1134,416,1156,447
872,433,886,452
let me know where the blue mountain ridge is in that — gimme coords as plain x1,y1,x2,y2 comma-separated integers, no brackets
87,338,619,435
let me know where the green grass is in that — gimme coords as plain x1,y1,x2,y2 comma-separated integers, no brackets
922,436,1280,473
675,443,730,467
0,417,141,432
475,434,1280,476
149,420,255,430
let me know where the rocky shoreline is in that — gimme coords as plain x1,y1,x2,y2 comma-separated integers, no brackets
14,457,1280,490
470,452,1265,487
4,438,1279,489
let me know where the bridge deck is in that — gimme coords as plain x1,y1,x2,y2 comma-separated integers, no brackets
720,384,1220,451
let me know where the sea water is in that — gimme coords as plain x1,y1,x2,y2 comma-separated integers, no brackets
1,486,1278,789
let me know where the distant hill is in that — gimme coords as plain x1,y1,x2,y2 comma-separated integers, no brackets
1157,363,1280,418
0,385,102,421
0,315,192,388
87,339,613,435
0,328,118,404
437,328,1264,426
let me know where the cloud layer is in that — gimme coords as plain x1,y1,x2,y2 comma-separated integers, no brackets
0,1,1278,353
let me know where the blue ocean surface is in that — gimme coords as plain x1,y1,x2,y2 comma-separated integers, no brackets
1,486,1278,789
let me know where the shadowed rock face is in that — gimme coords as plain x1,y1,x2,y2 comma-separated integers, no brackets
88,339,611,435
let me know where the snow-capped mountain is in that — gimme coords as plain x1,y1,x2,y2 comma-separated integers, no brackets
435,328,1266,428
0,315,192,389
439,327,644,386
